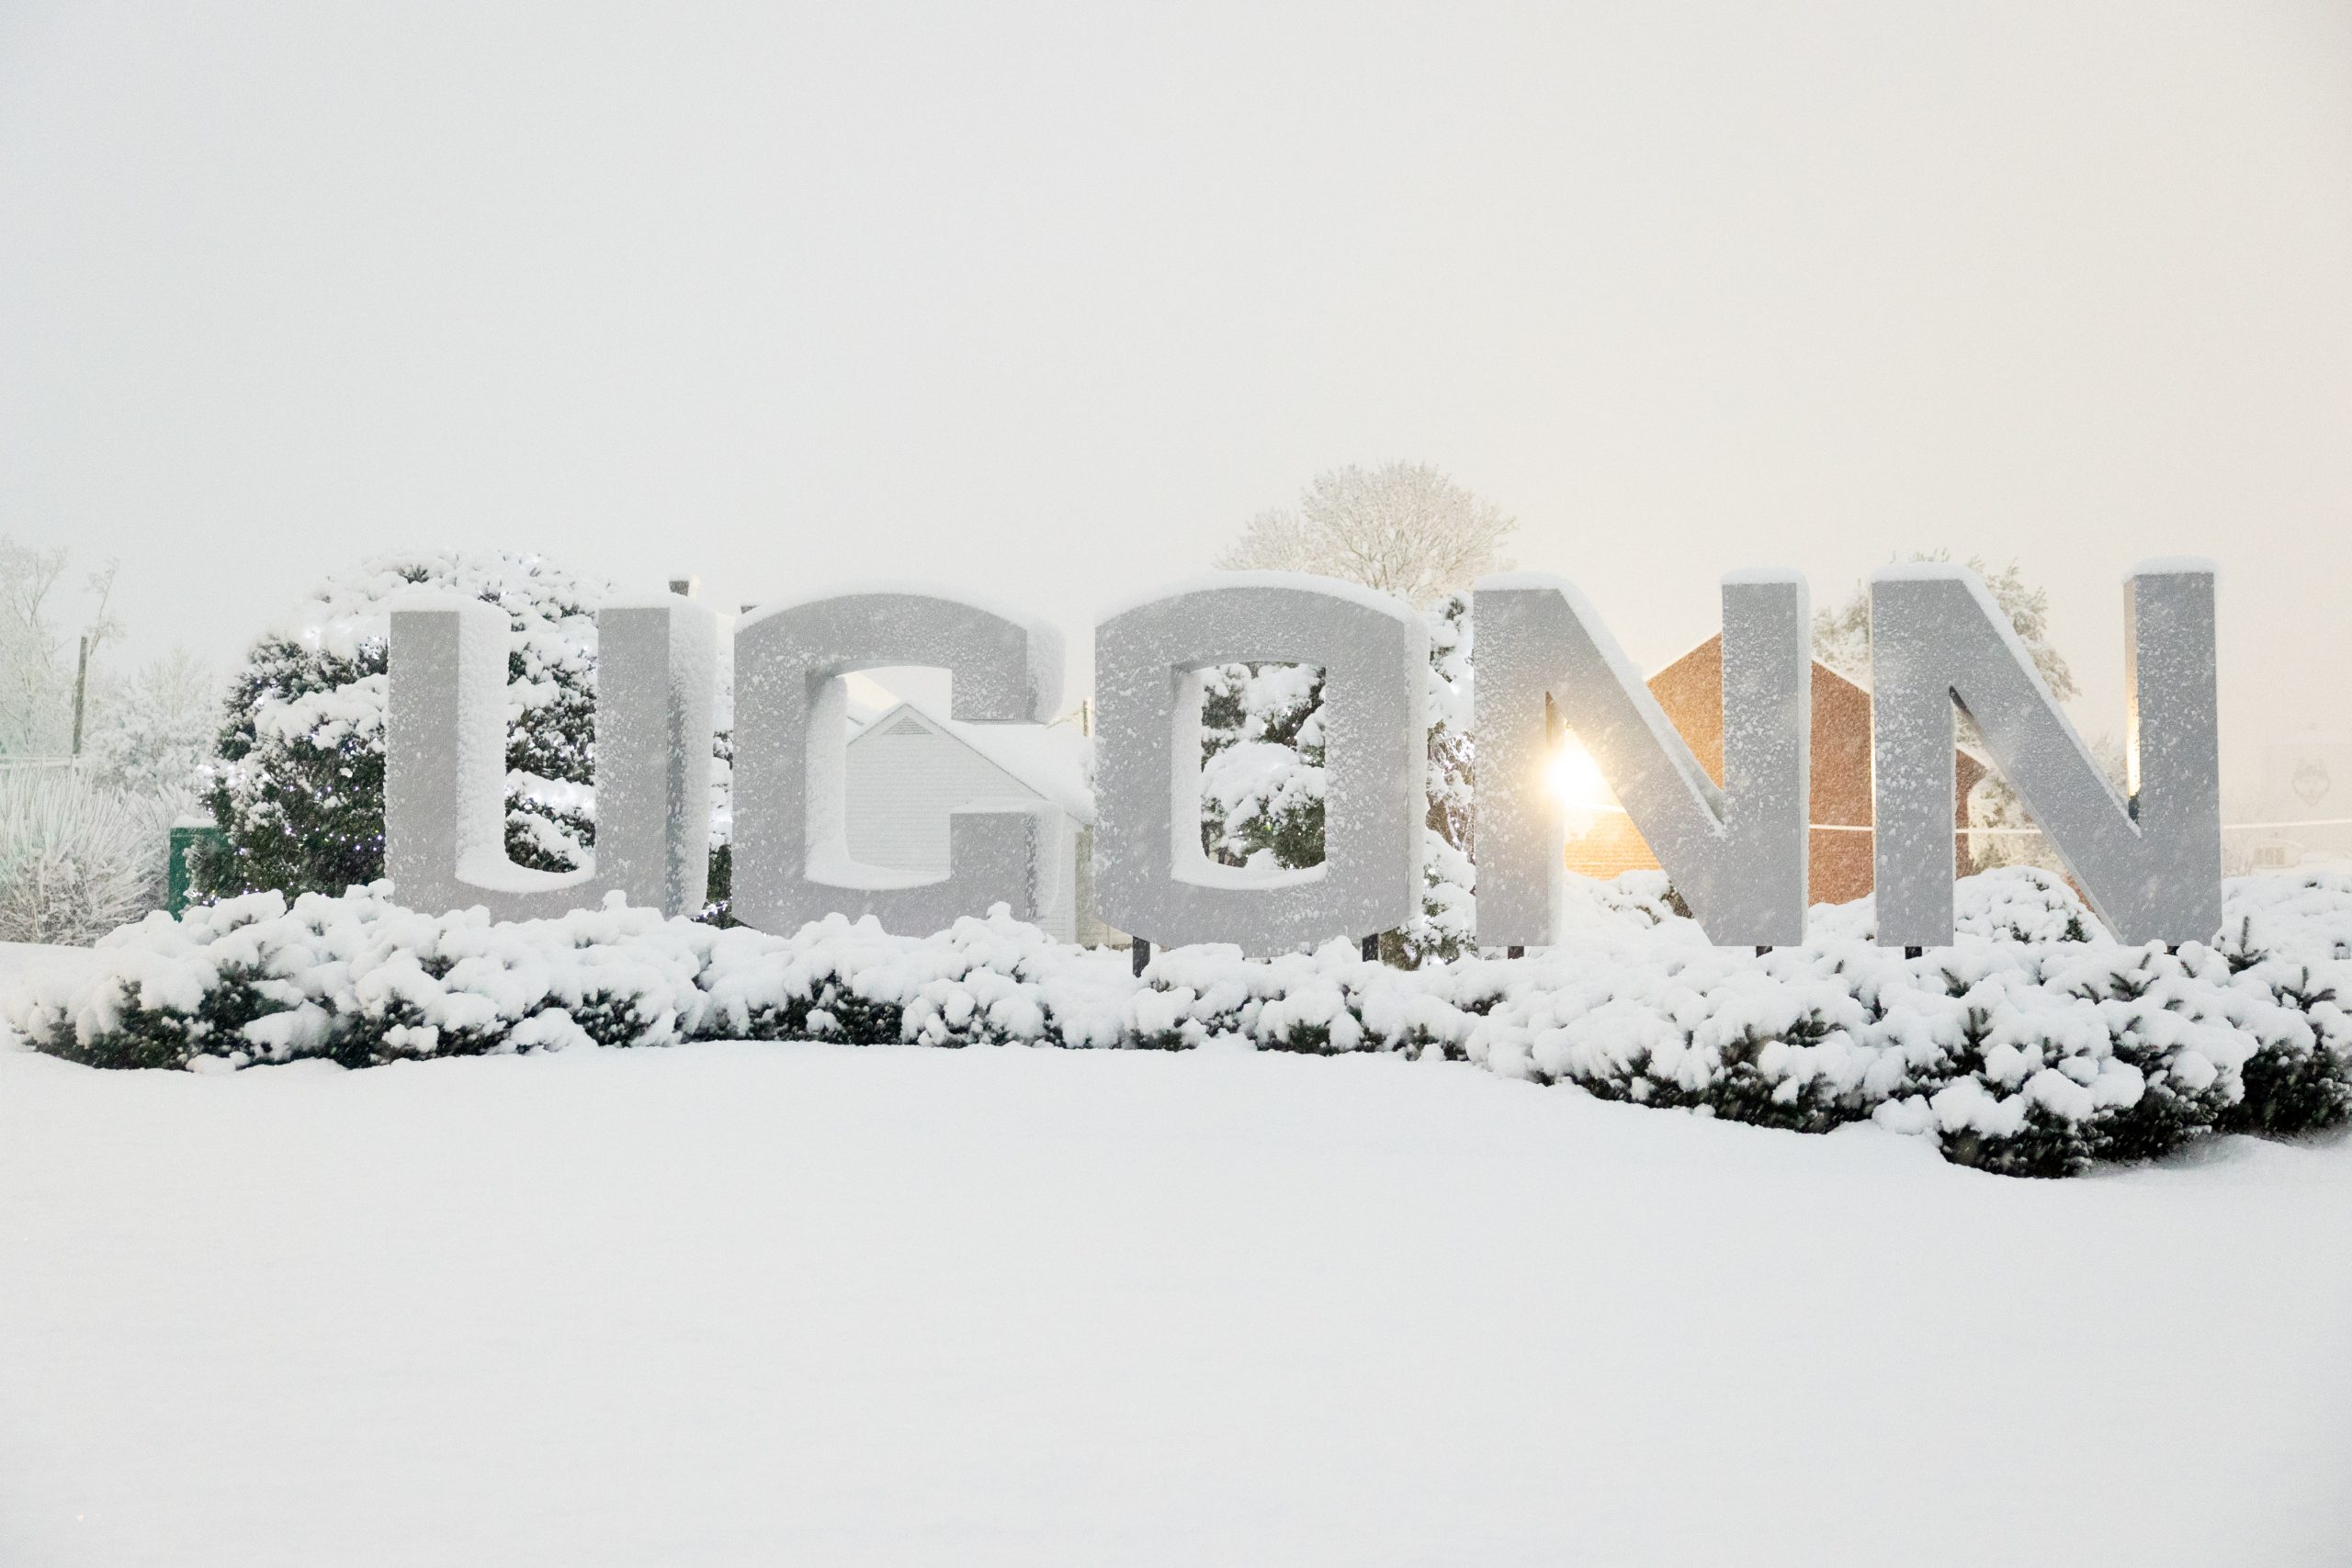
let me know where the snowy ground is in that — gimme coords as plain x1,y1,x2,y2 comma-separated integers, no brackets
6,994,2351,1566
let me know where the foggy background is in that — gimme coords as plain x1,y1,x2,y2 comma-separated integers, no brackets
3,0,2346,805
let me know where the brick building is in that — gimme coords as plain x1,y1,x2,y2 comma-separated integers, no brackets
1560,634,1990,905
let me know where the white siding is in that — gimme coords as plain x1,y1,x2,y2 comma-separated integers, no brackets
842,715,1080,942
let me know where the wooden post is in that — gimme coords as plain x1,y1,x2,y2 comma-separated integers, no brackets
1131,938,1151,977
70,635,89,757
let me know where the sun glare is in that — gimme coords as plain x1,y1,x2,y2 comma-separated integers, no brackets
1545,739,1620,815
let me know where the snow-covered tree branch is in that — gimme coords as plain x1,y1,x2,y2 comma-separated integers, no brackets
1217,462,1516,608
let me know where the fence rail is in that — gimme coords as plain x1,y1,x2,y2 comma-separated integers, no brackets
1801,818,2352,838
1566,799,2352,838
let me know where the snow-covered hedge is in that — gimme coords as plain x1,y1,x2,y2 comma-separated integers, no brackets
9,867,2350,1179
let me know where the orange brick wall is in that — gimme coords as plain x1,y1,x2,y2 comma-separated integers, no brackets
1560,637,1984,905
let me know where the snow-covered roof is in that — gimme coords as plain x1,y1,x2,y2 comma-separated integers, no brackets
846,699,1093,822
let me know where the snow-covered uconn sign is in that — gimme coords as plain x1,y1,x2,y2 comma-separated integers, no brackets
383,560,2222,952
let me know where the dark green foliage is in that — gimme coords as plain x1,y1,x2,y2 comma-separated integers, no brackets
1696,1019,1858,1134
813,985,911,1045
1939,1106,2096,1179
1198,662,1326,870
1264,1019,1340,1054
2224,1038,2352,1136
2222,965,2352,1136
1560,1014,1862,1134
1244,795,1327,876
702,843,736,926
2202,919,2352,1137
2097,1044,2233,1165
194,640,388,900
2052,958,2234,1165
35,963,290,1073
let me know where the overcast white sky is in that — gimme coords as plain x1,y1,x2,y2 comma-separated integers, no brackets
3,1,2347,801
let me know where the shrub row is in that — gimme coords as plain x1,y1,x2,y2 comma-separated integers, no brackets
7,869,2350,1179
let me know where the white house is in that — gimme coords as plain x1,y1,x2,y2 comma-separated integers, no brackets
841,698,1113,943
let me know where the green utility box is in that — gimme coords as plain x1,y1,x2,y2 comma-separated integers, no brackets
166,825,227,916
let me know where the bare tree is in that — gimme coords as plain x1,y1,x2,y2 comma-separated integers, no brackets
1217,462,1515,606
1814,550,2075,703
0,538,73,754
0,536,127,756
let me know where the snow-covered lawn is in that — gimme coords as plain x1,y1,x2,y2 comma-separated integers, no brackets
5,1028,2349,1566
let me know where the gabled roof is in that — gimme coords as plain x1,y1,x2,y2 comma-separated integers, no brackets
846,699,1095,823
1650,631,1994,773
1649,627,1870,693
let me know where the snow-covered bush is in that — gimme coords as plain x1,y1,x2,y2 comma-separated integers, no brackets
1196,594,1476,965
198,551,605,900
13,867,2350,1180
190,550,752,909
1405,595,1476,964
195,549,742,914
0,768,165,944
1804,865,2098,946
1200,661,1325,870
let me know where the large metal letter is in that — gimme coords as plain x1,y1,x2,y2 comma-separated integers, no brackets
1093,574,1426,956
387,595,718,919
1474,570,1810,948
1871,559,2221,947
731,589,1063,937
